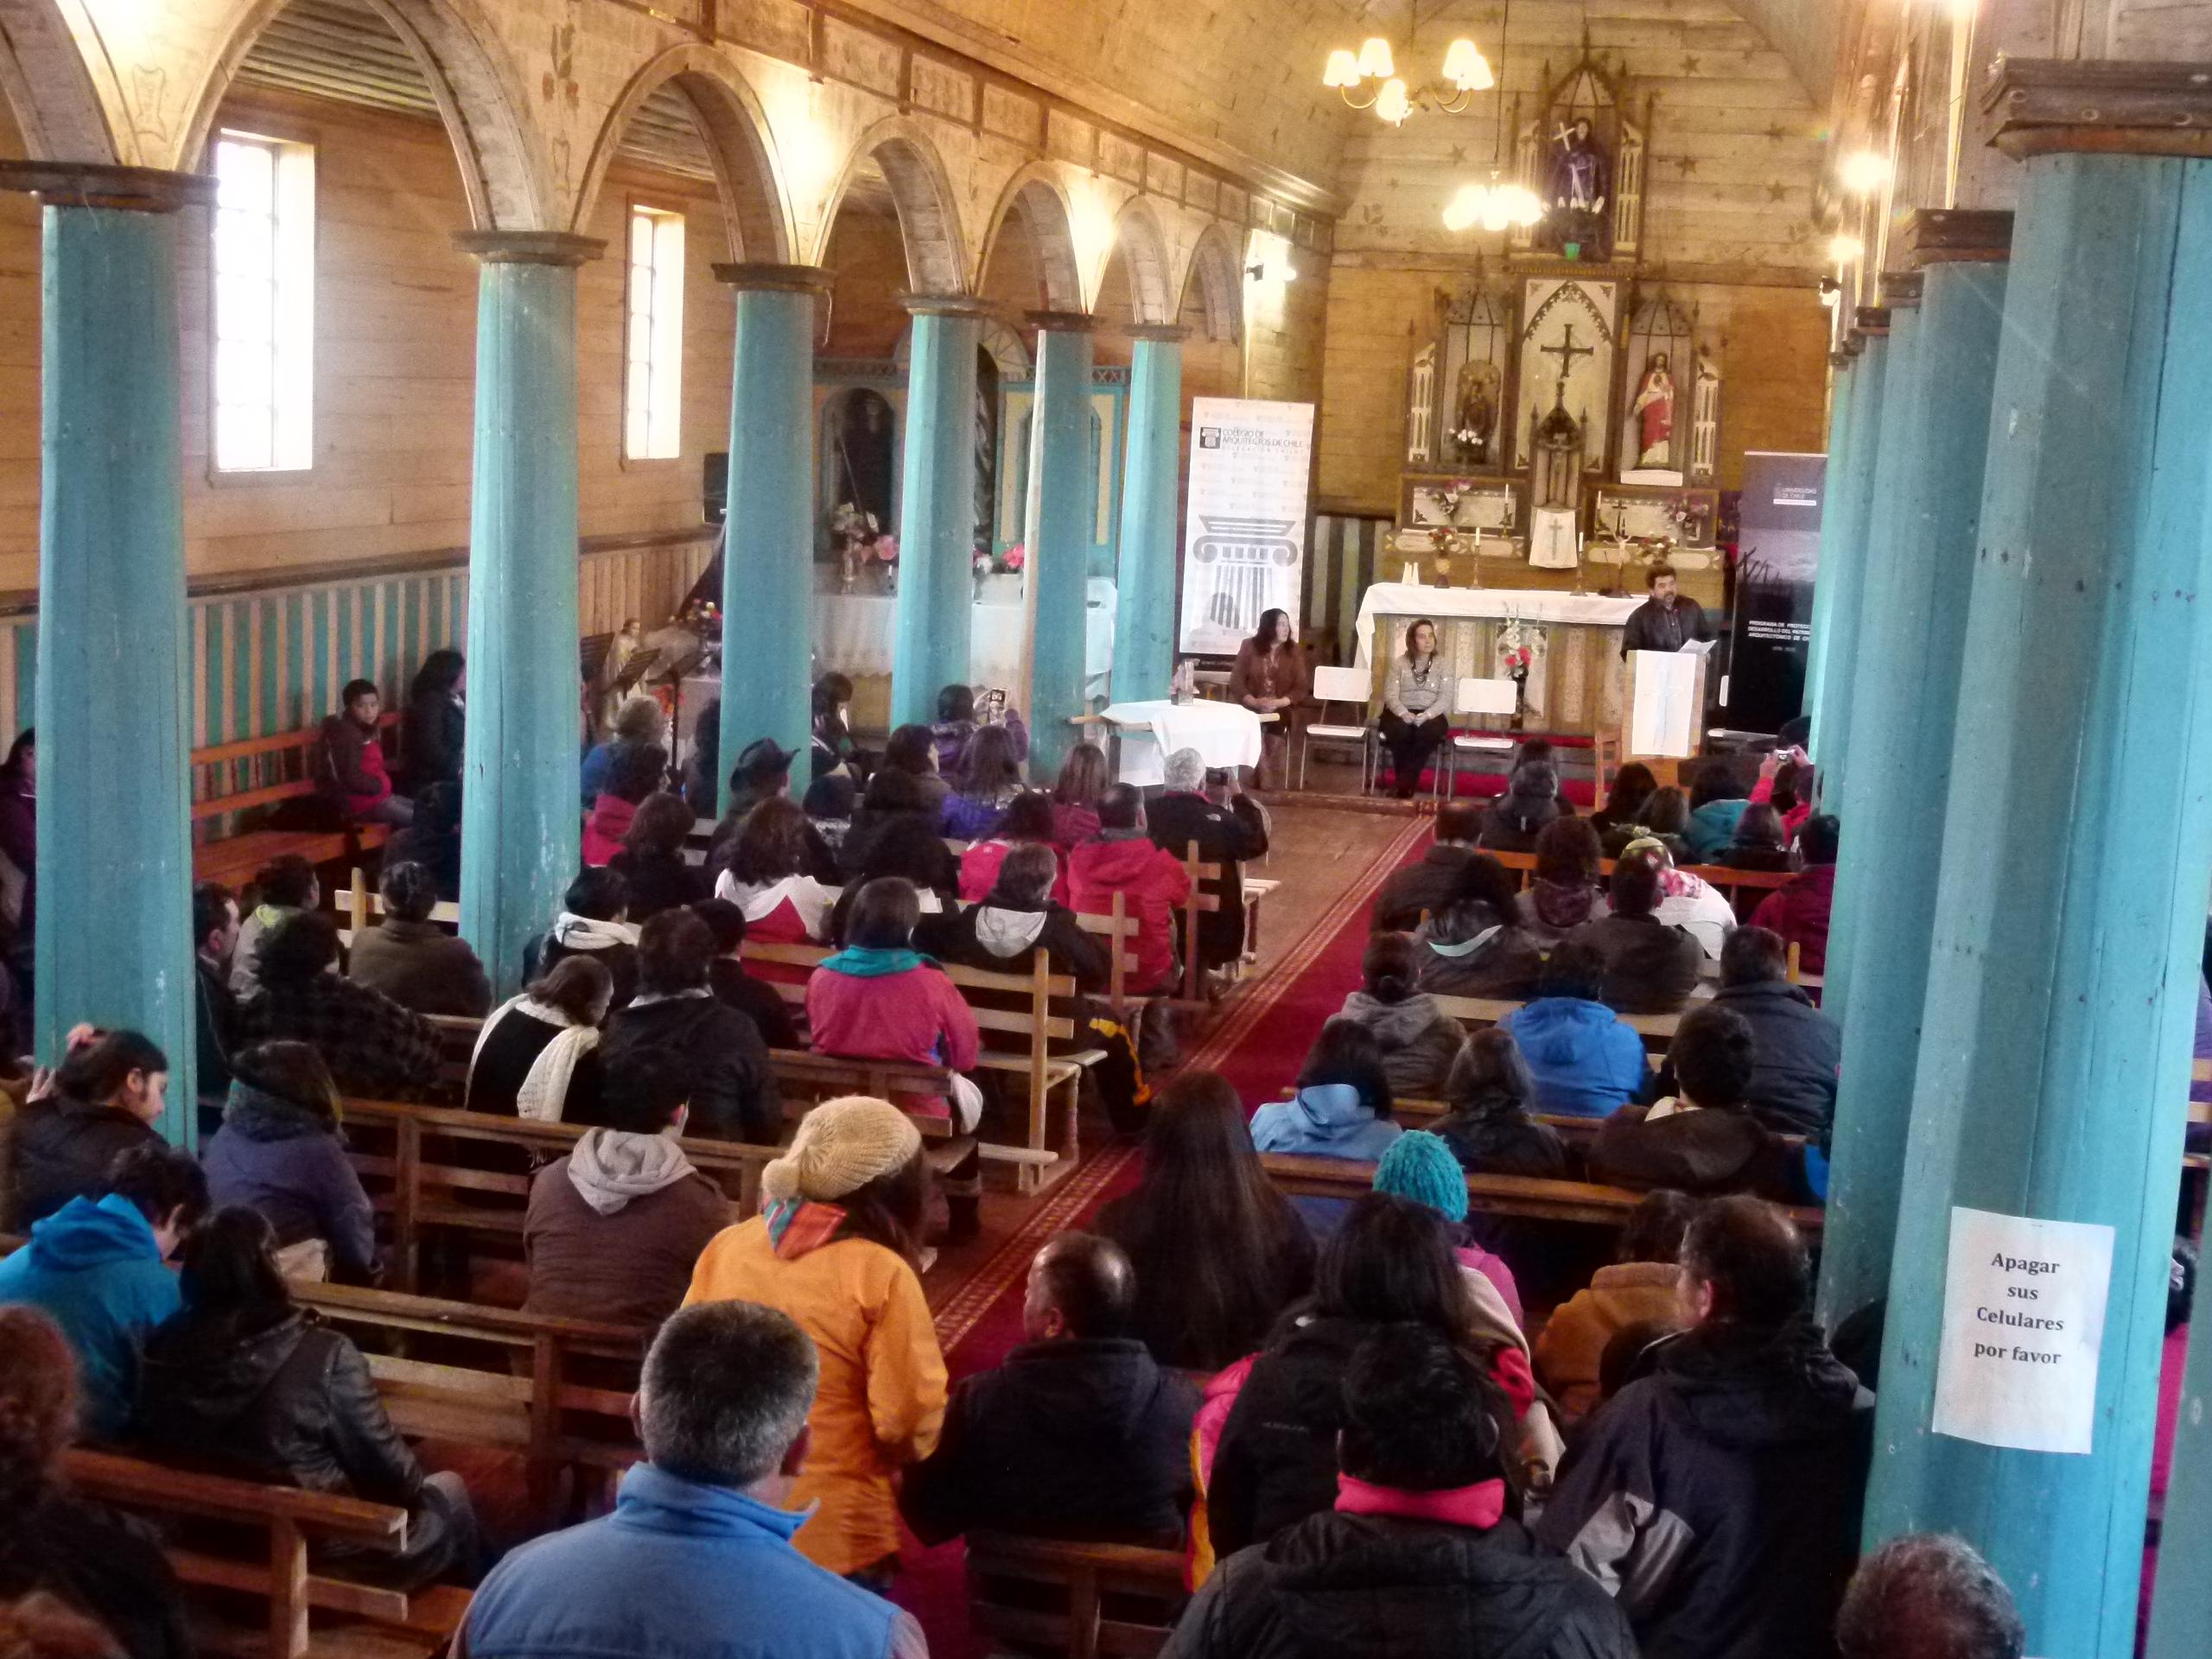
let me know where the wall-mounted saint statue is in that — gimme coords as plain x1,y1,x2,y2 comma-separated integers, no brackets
1545,117,1611,260
1452,359,1503,466
1630,353,1675,471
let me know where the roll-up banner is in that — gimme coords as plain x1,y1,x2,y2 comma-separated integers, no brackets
1176,398,1316,657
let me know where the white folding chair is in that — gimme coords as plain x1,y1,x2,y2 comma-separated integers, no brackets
1442,677,1519,800
1300,664,1377,792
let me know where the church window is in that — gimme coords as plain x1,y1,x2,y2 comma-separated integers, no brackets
211,131,315,474
625,206,686,461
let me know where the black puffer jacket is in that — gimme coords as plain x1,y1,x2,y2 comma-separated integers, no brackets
1662,979,1840,1137
1208,1316,1374,1559
1535,1319,1872,1659
1435,1090,1573,1179
1165,1512,1637,1659
1147,790,1268,970
1413,902,1545,1000
596,992,780,1142
3,1096,162,1230
0,1491,189,1659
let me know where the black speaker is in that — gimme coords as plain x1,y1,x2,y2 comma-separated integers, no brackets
703,452,728,524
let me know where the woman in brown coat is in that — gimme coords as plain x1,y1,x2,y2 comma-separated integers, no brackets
1226,608,1310,788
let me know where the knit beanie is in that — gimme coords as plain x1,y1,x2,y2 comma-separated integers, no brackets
762,1096,922,1205
1373,1129,1470,1224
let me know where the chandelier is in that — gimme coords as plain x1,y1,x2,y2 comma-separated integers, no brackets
1438,0,1542,232
1322,3,1491,126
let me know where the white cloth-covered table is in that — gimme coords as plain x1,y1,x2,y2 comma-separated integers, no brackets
1098,699,1265,786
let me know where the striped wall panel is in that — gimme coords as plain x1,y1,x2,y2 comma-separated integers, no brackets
1305,513,1391,666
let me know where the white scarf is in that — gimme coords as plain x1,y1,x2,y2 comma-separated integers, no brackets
550,912,641,952
474,995,601,1123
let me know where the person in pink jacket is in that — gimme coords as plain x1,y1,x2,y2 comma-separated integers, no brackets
957,790,1069,906
1067,785,1193,995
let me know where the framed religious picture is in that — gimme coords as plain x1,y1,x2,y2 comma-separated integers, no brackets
1400,472,1526,536
1587,483,1720,551
1513,276,1618,474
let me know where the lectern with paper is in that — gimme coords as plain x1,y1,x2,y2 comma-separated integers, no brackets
1622,643,1709,787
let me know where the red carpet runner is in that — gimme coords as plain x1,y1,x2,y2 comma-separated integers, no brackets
895,809,1432,1654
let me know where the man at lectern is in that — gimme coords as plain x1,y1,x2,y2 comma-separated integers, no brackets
1620,563,1710,657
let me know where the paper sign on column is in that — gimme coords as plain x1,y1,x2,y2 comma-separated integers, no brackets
1931,1206,2115,1455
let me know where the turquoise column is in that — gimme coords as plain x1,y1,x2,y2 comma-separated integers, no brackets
714,264,828,809
1798,359,1855,724
2,163,210,1141
454,232,599,995
1113,327,1184,704
890,297,984,730
1027,313,1098,779
1814,215,2012,1331
1864,130,2212,1658
1807,315,1891,820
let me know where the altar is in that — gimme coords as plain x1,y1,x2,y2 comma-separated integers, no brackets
809,574,1116,697
1351,583,1641,739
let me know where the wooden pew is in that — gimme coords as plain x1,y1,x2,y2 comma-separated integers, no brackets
1432,990,1691,1048
1258,1150,1826,1232
191,715,403,889
60,1446,468,1659
963,1531,1189,1659
1482,848,1795,919
1074,899,1146,1017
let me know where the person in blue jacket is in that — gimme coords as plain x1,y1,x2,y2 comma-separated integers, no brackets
0,1142,207,1441
1250,1017,1402,1163
1682,759,1752,864
1498,941,1649,1117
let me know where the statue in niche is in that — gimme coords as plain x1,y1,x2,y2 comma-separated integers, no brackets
1531,388,1585,512
1630,353,1675,470
1545,117,1611,259
1452,359,1503,466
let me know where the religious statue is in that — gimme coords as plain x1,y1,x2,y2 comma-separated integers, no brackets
1451,359,1502,466
1530,389,1584,512
1544,117,1611,259
1630,353,1675,470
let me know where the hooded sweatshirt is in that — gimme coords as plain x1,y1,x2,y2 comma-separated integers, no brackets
202,1084,378,1278
1335,989,1462,1099
1413,902,1545,1000
1068,832,1192,995
1249,1084,1402,1161
900,1337,1199,1547
1479,764,1562,853
1683,798,1751,864
1516,879,1610,944
524,1130,729,1326
932,892,1109,994
0,1193,180,1440
1536,1319,1872,1659
1498,998,1648,1117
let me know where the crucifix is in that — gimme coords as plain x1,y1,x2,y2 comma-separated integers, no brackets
1540,322,1595,386
1551,120,1580,150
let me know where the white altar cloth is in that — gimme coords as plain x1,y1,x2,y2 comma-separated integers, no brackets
1351,583,1642,670
1098,699,1264,786
814,579,1116,694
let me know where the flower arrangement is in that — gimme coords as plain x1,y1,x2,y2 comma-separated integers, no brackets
677,597,721,642
972,543,1023,600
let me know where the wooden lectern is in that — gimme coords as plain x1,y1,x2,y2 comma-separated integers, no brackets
1620,647,1709,791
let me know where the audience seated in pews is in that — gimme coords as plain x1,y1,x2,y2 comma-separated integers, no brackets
1370,800,1480,931
456,1300,925,1659
201,1042,378,1282
827,808,959,947
1516,817,1611,945
1480,741,1565,854
1628,785,1695,863
528,867,640,1007
582,743,671,868
600,909,780,1144
139,1208,482,1589
1372,1130,1524,1334
810,671,861,783
932,683,1028,779
0,1308,189,1659
690,899,801,1052
1683,757,1753,863
0,1144,207,1442
1149,748,1269,976
192,881,241,1112
1497,943,1648,1118
1591,1006,1797,1198
238,912,441,1100
1170,1322,1637,1659
840,764,937,880
524,1050,729,1327
682,1096,948,1583
1724,803,1796,872
5,1031,169,1230
715,797,842,944
607,791,709,922
1093,1071,1315,1373
404,649,466,791
1628,835,1740,960
1753,811,1840,975
934,842,1108,994
467,956,612,1122
1838,1532,2025,1659
1250,1020,1402,1206
1537,1195,1872,1658
901,1231,1198,1548
940,721,1025,842
1069,784,1193,996
1413,852,1545,998
881,722,951,820
579,694,665,811
1532,1187,1695,1421
1049,741,1110,852
1206,1192,1520,1560
384,779,464,901
1565,849,1704,1013
1335,932,1460,1098
347,860,492,1016
231,854,319,999
803,772,857,859
1591,761,1657,843
1656,925,1840,1137
1433,1028,1570,1179
957,790,1068,904
314,678,410,829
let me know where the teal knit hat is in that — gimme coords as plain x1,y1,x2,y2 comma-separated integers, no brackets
1373,1130,1468,1224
